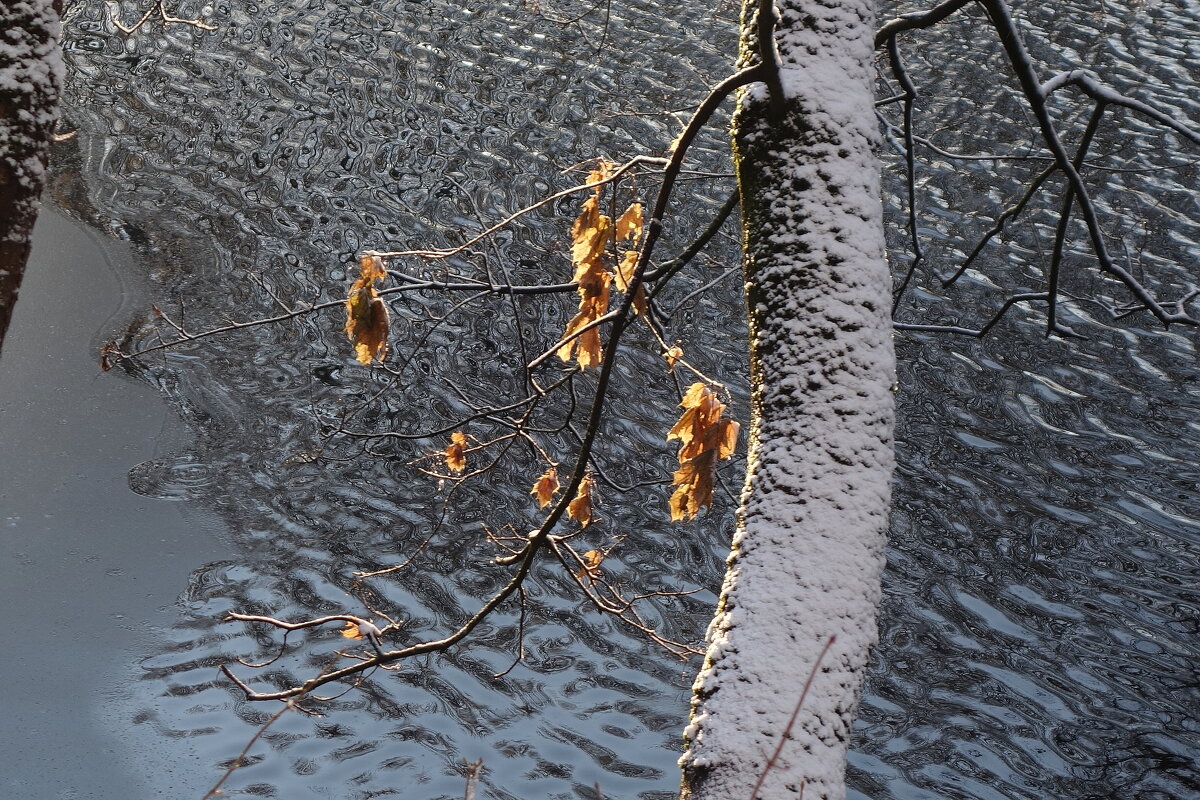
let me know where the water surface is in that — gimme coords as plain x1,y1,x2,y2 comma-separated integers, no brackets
33,0,1200,797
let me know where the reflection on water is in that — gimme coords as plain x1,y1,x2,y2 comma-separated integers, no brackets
52,0,1200,798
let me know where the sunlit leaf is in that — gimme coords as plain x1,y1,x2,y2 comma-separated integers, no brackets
557,266,611,368
531,468,560,509
556,165,634,367
570,196,612,269
359,254,387,282
574,548,604,582
342,621,364,640
567,474,596,527
667,383,739,521
445,431,468,474
586,160,614,187
615,202,643,243
614,250,639,292
664,345,683,372
344,255,389,364
613,249,647,315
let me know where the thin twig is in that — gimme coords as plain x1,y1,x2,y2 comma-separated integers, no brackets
746,635,837,800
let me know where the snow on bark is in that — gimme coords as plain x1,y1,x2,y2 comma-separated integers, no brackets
0,0,64,351
679,2,893,800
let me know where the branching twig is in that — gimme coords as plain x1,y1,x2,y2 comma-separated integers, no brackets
106,0,216,33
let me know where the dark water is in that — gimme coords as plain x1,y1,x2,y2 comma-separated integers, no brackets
29,0,1200,797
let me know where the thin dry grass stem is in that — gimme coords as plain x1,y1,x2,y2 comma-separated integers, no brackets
745,635,837,800
199,698,294,799
463,759,484,800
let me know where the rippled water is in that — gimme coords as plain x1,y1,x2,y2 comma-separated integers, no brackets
48,0,1200,798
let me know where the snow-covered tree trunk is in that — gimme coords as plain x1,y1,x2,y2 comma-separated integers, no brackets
0,0,63,353
679,2,893,799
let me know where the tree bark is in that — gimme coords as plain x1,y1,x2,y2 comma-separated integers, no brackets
0,0,63,355
679,2,893,799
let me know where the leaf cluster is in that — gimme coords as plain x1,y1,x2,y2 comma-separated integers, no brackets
557,162,645,368
667,382,739,521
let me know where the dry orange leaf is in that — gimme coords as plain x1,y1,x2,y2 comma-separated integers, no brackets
615,202,643,243
556,270,611,368
567,474,596,527
664,345,684,371
614,250,638,292
558,191,614,368
556,169,647,365
531,468,560,509
570,195,613,269
667,383,740,521
613,250,647,315
586,160,614,187
344,255,389,364
575,548,604,583
358,254,387,282
341,621,364,640
445,431,468,474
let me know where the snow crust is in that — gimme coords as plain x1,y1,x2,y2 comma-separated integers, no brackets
680,2,893,799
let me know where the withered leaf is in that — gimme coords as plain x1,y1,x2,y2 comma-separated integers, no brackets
531,467,560,509
664,345,684,372
557,171,623,369
344,255,389,364
614,250,639,293
612,249,647,315
586,160,614,187
557,269,611,368
358,254,387,282
567,474,596,527
445,431,468,474
570,196,613,269
667,383,739,521
615,202,643,243
574,548,605,583
341,621,364,640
